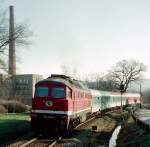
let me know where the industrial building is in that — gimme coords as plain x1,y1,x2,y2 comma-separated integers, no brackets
0,74,43,105
11,74,43,105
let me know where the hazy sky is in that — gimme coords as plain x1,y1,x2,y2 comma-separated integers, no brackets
3,0,150,78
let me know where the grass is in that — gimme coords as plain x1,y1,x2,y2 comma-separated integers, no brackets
0,113,30,144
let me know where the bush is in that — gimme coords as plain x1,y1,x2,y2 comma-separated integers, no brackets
0,105,7,113
0,100,28,113
0,101,8,109
8,101,27,113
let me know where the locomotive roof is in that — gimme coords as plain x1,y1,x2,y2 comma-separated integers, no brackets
36,74,89,91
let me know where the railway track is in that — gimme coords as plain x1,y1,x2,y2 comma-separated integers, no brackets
18,136,61,147
6,110,120,147
8,116,96,147
75,116,96,129
19,137,38,147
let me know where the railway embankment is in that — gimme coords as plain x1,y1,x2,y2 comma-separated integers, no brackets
116,108,150,147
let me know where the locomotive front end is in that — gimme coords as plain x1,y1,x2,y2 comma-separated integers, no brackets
31,78,71,133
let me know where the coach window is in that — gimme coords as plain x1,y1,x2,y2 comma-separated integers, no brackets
35,87,49,97
51,87,65,98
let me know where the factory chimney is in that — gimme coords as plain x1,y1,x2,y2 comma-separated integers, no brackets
9,5,16,75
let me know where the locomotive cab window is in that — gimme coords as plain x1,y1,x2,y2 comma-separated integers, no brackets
66,88,72,99
35,87,49,97
51,87,65,98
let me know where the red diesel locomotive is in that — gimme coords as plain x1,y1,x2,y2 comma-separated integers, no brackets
31,74,91,132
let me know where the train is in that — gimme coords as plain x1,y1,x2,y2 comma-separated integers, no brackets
31,74,141,133
91,90,141,113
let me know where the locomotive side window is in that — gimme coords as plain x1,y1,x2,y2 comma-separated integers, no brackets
51,88,65,98
67,88,72,99
35,87,49,97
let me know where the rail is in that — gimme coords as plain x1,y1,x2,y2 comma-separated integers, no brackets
18,136,62,147
19,137,37,147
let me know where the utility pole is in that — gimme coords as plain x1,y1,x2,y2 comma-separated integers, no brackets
120,83,124,112
140,83,142,108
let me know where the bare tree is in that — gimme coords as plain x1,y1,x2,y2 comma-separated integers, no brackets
108,59,147,92
0,6,32,72
84,73,117,91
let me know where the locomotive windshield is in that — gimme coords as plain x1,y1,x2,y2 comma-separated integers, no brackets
51,87,65,98
34,87,49,97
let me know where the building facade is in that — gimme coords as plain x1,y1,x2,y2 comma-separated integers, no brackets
0,74,12,100
12,74,43,105
0,74,43,105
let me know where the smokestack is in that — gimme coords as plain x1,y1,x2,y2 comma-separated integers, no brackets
9,5,16,75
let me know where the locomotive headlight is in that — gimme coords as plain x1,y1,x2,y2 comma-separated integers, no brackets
45,101,53,107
